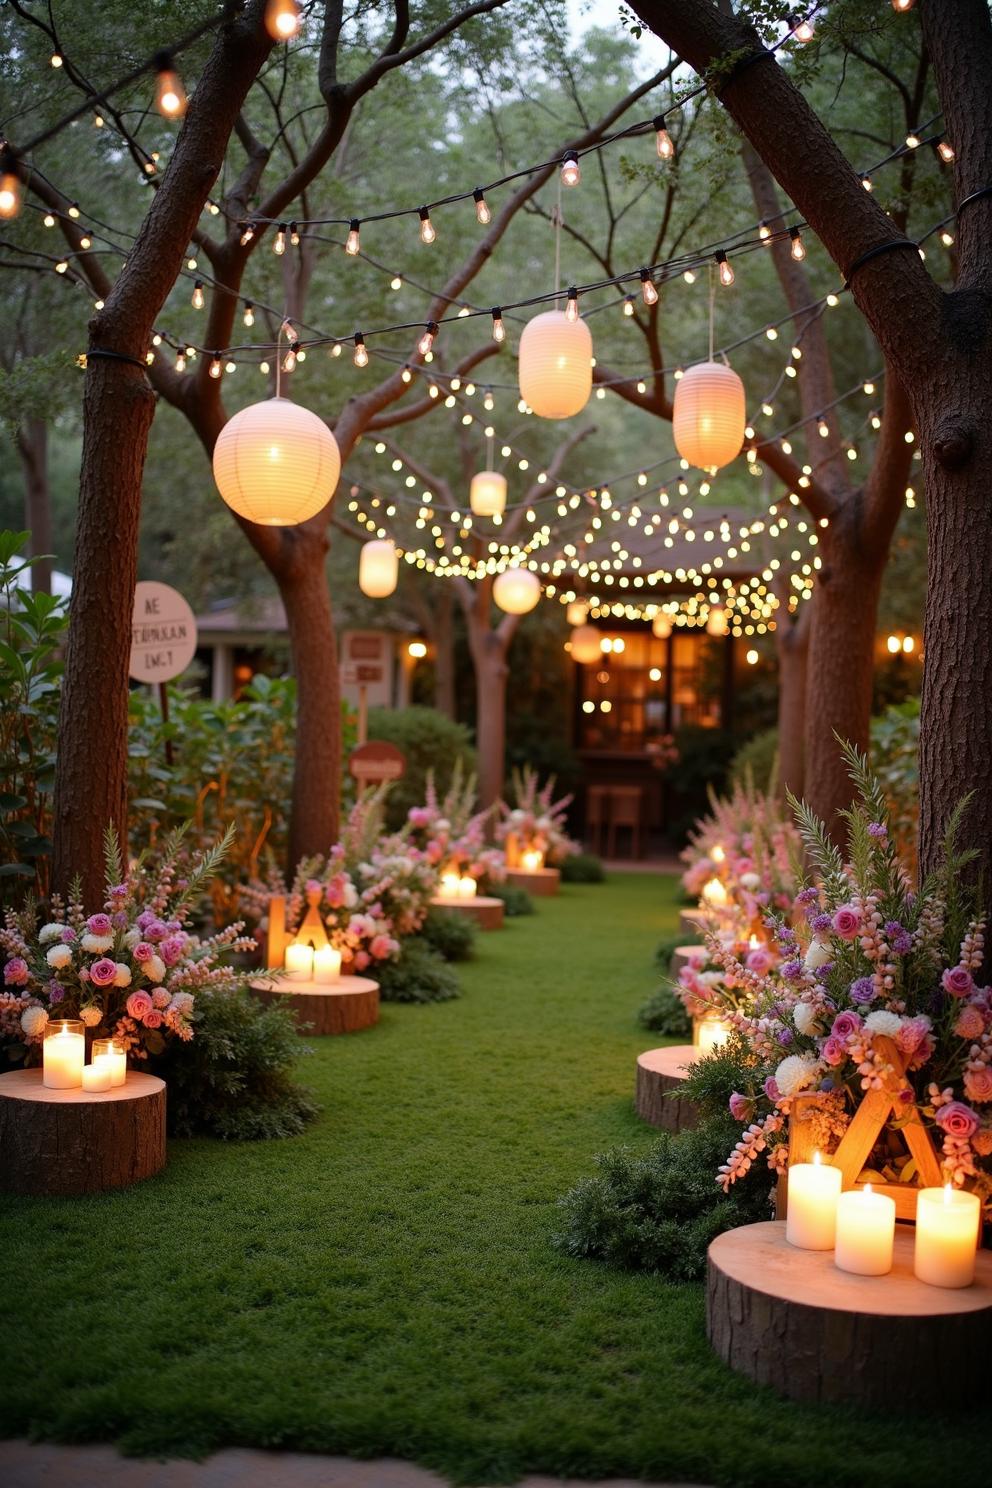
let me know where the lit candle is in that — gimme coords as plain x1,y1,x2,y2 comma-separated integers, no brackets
285,942,314,979
81,1062,112,1093
914,1185,981,1288
312,945,342,983
440,872,461,899
521,848,544,872
711,843,726,864
42,1021,85,1089
834,1183,896,1275
785,1151,842,1250
696,1017,731,1055
92,1037,127,1087
458,875,478,899
702,877,729,910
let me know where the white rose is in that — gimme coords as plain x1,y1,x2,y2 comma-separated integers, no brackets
865,1009,902,1038
82,933,113,954
80,1005,103,1027
793,1002,820,1036
774,1052,820,1098
804,939,832,970
123,928,141,949
699,971,724,989
343,883,358,909
46,944,72,970
740,872,760,891
39,923,64,945
114,963,132,988
144,954,166,984
20,1005,49,1037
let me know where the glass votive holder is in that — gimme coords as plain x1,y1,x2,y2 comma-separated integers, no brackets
42,1019,85,1089
92,1037,127,1087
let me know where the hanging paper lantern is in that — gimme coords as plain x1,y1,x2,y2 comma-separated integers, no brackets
672,361,745,471
706,606,729,637
566,599,588,627
518,311,592,419
652,611,673,640
212,398,340,526
359,539,398,598
470,470,507,518
569,625,601,664
493,566,541,615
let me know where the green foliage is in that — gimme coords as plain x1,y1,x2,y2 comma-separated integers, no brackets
559,851,605,883
871,696,919,867
653,932,682,973
637,985,692,1038
0,531,65,905
679,1038,755,1120
420,906,477,962
553,1116,773,1281
375,938,462,1003
728,726,779,794
153,987,319,1141
491,883,535,917
366,706,476,831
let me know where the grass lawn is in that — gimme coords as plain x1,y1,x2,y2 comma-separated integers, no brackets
1,872,984,1487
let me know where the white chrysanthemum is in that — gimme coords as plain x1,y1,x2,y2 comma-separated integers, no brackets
80,1005,103,1027
123,928,141,949
699,970,724,989
865,1009,902,1038
804,938,832,970
46,944,72,970
793,1002,821,1036
20,1005,49,1037
774,1052,819,1098
39,923,64,944
113,963,132,988
143,954,166,984
81,933,113,954
739,871,761,891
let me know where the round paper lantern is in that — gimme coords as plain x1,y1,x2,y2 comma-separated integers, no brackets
569,625,601,664
566,599,588,627
518,311,592,419
672,361,746,471
706,606,729,637
493,566,541,615
470,470,507,518
652,612,673,640
359,539,398,598
212,397,340,526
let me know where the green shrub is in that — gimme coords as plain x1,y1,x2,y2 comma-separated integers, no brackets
491,883,534,916
366,706,476,831
420,906,477,962
153,987,319,1140
653,932,682,974
870,697,919,869
728,726,779,794
560,851,605,883
376,938,462,1003
553,1116,773,1280
638,985,691,1038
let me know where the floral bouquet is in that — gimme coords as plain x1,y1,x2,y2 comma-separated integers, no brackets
700,747,992,1209
406,763,506,889
680,770,803,929
1,825,254,1063
676,936,779,1024
497,765,580,866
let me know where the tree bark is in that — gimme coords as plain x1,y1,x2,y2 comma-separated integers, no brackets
471,626,510,810
432,583,457,719
775,613,808,801
15,418,52,595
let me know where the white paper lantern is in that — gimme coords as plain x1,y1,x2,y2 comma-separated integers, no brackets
470,470,507,517
493,566,541,615
518,311,592,419
212,397,340,525
672,361,745,471
706,606,729,637
569,625,601,664
652,612,673,640
566,600,588,627
359,539,398,598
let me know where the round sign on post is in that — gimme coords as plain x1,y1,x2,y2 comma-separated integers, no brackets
130,582,198,683
349,741,406,787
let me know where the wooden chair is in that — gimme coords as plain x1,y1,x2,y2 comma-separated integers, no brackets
607,784,644,859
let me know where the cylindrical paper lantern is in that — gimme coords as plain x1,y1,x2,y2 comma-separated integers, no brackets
470,470,507,517
652,611,673,640
359,539,398,598
706,606,728,637
569,625,601,664
672,361,745,471
212,397,340,525
518,311,592,419
493,566,541,615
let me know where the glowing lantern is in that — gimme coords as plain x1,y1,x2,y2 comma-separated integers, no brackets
265,0,301,40
470,470,507,517
518,311,592,419
0,170,20,219
212,398,340,525
702,877,729,910
706,606,729,637
672,361,746,471
652,611,673,640
359,539,398,598
566,600,587,626
569,625,601,664
493,567,541,615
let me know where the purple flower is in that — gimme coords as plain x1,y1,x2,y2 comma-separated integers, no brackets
831,1010,863,1041
60,927,76,943
885,922,913,955
867,822,888,839
778,1028,794,1046
811,913,833,934
48,983,65,1005
832,905,861,940
109,883,128,900
136,910,156,932
850,976,876,1005
819,1078,835,1093
763,1076,780,1102
781,959,803,981
4,958,29,986
935,1101,979,1140
111,912,128,931
942,966,975,1000
86,914,112,937
797,887,819,906
89,957,118,988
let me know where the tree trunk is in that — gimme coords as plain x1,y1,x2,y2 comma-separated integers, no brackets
776,618,808,800
432,584,456,719
16,418,52,595
472,631,509,809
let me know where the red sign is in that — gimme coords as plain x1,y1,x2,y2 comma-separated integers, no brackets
349,740,406,784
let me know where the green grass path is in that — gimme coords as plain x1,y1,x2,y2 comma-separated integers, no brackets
0,874,983,1487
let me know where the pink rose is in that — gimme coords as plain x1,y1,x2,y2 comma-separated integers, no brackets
89,957,118,987
831,1010,862,1041
942,966,975,999
142,1008,163,1030
3,958,29,986
935,1100,979,1139
895,1015,932,1055
159,934,187,968
352,950,371,971
832,905,861,940
821,1034,847,1067
963,1066,992,1104
86,914,112,936
728,1092,753,1121
126,989,153,1021
369,934,392,960
954,1005,986,1041
408,807,431,828
746,947,773,975
133,942,154,963
763,1075,780,1102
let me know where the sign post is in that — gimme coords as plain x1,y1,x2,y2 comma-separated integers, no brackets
349,741,406,796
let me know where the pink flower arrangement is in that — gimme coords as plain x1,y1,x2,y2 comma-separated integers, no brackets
496,766,579,866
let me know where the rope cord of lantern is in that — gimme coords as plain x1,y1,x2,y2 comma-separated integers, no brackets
708,262,716,364
486,427,494,470
553,175,563,308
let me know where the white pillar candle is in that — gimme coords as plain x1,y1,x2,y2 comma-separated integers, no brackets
521,849,543,872
42,1023,85,1089
696,1018,731,1055
81,1062,112,1093
914,1185,981,1288
458,876,478,899
285,942,314,979
834,1183,896,1275
312,945,342,983
786,1152,842,1250
440,872,461,899
92,1038,126,1087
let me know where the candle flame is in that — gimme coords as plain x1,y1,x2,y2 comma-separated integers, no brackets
944,1182,954,1204
712,844,726,863
812,1150,821,1166
864,1182,872,1196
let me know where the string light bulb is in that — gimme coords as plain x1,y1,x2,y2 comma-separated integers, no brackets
758,221,771,243
622,295,635,318
345,219,361,255
560,151,581,187
289,221,300,246
191,282,204,309
240,223,256,247
418,322,438,356
209,357,223,380
418,206,436,244
937,139,955,163
861,174,873,191
905,132,920,149
473,188,491,225
653,117,675,161
51,53,63,68
353,333,368,368
243,301,254,327
639,268,658,306
0,159,21,220
282,342,298,374
273,224,287,255
491,307,505,343
793,14,815,42
153,52,187,118
265,0,301,41
715,250,734,286
789,226,806,260
565,286,580,323
892,0,914,9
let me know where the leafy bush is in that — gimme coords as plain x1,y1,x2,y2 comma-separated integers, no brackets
653,932,682,973
490,883,534,916
420,906,476,962
366,706,476,831
375,937,462,1003
153,987,319,1140
560,851,605,883
553,1116,773,1280
638,985,691,1037
728,726,778,794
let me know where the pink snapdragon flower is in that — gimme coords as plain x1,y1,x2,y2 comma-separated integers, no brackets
408,807,432,829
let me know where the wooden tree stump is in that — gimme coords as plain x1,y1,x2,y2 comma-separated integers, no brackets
506,867,560,897
249,975,379,1035
430,895,505,929
670,943,708,978
0,1069,166,1196
707,1220,992,1409
635,1046,701,1133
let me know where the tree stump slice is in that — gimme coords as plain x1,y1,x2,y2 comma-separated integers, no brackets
635,1045,701,1132
505,867,560,897
430,895,505,929
249,975,379,1035
707,1220,992,1409
670,943,708,978
0,1069,166,1196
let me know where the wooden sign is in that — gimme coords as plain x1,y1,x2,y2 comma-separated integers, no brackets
130,582,197,683
349,740,406,784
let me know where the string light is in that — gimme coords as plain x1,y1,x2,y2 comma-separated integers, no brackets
239,223,256,247
67,202,80,219
758,221,771,243
789,226,806,260
273,224,287,255
793,14,815,42
560,151,581,188
861,174,873,191
0,157,21,220
54,259,68,274
290,221,300,246
417,321,438,355
243,301,254,327
565,287,580,322
418,206,435,244
936,139,955,163
51,53,63,68
905,132,920,149
622,295,635,317
715,249,734,286
191,281,204,309
353,333,368,368
209,356,223,379
282,341,298,373
264,0,301,41
640,268,658,305
654,118,674,161
491,307,505,342
345,219,361,255
473,188,491,225
892,0,914,10
175,351,186,372
153,52,187,118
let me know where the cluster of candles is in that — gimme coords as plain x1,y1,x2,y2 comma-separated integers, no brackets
439,873,478,899
43,1022,126,1092
520,848,545,872
787,1152,982,1288
284,942,343,982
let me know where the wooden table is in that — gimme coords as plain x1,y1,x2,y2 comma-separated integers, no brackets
249,975,379,1035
